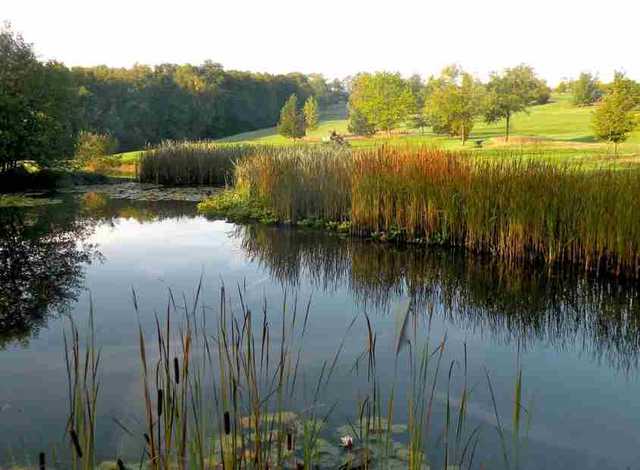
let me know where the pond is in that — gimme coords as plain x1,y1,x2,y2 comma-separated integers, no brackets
1,187,640,469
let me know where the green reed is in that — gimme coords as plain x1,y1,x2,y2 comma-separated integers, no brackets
137,141,261,186
203,144,640,278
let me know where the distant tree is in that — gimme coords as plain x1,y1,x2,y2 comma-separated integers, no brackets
592,75,639,154
484,64,542,141
406,74,429,134
0,24,79,172
303,96,319,131
424,66,485,144
277,94,306,139
347,107,376,136
533,79,552,105
348,72,414,135
572,72,603,106
555,80,571,93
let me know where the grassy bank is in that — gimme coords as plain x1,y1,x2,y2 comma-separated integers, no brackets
199,145,640,279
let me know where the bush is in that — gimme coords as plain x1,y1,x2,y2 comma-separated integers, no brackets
75,131,119,163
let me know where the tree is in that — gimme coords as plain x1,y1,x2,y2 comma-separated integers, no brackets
406,74,429,134
277,94,306,139
348,72,414,135
303,96,319,131
347,107,376,136
424,66,485,144
74,131,119,163
0,24,79,172
484,65,542,141
592,75,639,155
572,72,602,106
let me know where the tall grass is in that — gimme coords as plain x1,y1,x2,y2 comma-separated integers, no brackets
206,144,640,278
137,141,260,186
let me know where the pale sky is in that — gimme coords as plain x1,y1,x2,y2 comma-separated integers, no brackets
4,0,637,84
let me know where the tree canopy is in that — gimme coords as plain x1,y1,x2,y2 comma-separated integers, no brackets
484,65,547,141
348,72,414,134
592,74,639,153
0,24,79,171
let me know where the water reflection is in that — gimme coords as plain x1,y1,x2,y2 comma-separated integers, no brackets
0,206,97,347
0,194,197,348
236,224,640,371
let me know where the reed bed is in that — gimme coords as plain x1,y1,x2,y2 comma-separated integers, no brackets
49,283,529,469
207,145,640,278
137,141,261,186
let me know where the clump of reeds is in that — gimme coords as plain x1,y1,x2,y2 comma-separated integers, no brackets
214,145,640,278
137,141,262,186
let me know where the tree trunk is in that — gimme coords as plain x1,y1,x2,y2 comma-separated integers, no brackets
461,123,466,145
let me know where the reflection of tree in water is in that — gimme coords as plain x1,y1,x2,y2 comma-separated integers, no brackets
236,224,640,371
0,207,98,347
0,193,199,348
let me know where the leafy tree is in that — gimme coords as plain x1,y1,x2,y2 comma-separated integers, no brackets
484,64,542,141
0,24,79,172
303,96,319,131
572,72,603,106
347,107,376,136
277,94,305,139
533,79,552,105
424,66,485,144
406,74,429,134
592,75,639,154
348,72,414,135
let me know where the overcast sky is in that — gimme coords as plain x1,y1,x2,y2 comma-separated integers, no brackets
4,0,637,84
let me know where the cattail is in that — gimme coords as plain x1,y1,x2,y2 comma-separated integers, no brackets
223,411,231,435
38,452,45,470
157,389,163,417
173,357,180,384
287,432,293,451
117,458,127,470
144,433,151,445
69,429,83,458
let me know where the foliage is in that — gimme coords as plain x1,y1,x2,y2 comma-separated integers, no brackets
571,72,603,106
303,95,320,131
277,94,306,139
74,131,119,163
592,76,639,152
0,23,80,172
484,65,546,141
348,72,415,134
347,107,376,136
424,65,485,144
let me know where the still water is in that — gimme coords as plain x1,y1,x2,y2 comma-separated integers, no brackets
1,190,640,469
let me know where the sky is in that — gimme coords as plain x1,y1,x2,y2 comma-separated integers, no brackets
3,0,638,85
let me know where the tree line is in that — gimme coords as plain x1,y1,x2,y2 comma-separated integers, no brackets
0,23,346,171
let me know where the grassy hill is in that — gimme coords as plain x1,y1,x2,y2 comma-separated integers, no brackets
217,94,640,167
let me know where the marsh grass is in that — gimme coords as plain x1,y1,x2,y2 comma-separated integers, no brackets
137,141,261,186
201,144,640,278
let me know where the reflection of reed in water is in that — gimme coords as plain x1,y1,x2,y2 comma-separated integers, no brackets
235,224,640,371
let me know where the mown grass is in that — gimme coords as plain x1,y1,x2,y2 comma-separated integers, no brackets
199,145,640,279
